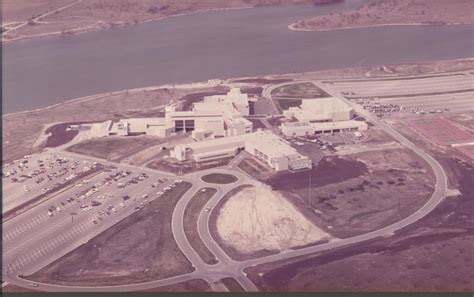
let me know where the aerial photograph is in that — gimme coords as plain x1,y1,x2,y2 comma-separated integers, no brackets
1,0,473,294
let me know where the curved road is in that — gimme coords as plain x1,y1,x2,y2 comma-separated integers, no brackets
4,79,455,292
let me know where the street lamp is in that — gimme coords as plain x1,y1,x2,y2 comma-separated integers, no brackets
70,212,77,223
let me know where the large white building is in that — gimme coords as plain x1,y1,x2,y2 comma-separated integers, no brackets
280,120,368,137
172,130,312,171
90,88,253,140
283,97,354,122
280,97,367,137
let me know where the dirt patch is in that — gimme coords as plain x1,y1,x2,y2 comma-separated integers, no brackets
67,136,159,162
25,182,194,286
147,157,232,174
209,185,278,261
245,158,473,292
216,186,330,254
184,188,218,264
138,279,212,292
201,173,237,184
292,0,474,31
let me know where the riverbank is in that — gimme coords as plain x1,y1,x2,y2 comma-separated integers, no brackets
2,0,315,43
3,58,473,164
291,0,474,32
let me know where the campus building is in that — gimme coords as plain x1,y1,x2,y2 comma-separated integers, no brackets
172,130,312,171
280,97,367,137
90,88,253,140
283,97,354,122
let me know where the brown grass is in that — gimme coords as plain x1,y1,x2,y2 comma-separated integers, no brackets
293,0,474,31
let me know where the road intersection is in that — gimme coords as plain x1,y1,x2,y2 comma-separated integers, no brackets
3,79,456,292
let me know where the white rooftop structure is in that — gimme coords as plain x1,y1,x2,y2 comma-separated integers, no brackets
283,97,354,122
172,130,312,171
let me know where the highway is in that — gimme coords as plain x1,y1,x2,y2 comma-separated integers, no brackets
3,77,456,292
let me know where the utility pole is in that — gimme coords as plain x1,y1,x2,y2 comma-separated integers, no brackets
308,166,312,209
70,212,77,223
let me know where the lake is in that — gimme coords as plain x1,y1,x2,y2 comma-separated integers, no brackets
3,0,473,113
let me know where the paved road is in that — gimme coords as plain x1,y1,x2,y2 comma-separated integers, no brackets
3,77,455,292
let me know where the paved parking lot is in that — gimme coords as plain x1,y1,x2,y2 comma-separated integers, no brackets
325,73,473,98
2,153,101,213
3,151,186,276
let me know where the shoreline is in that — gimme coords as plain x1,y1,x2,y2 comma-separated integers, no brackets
288,21,467,32
4,57,474,118
2,5,255,44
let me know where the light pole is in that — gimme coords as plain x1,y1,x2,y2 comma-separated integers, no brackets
308,166,312,209
70,212,77,223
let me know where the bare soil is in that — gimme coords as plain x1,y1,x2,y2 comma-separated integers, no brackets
292,0,474,31
265,149,435,238
66,136,160,162
147,157,233,174
25,182,194,286
1,284,42,292
209,185,279,261
245,157,473,292
184,188,218,264
216,186,330,253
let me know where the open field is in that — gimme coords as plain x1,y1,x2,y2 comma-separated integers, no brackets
245,157,473,292
270,82,329,99
1,284,41,292
67,136,160,162
215,186,330,255
2,0,316,41
138,279,212,292
26,182,194,286
201,173,238,184
183,188,218,264
292,0,474,31
2,87,184,163
265,149,435,238
147,156,232,174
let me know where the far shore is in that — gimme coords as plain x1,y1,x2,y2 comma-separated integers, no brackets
288,21,466,32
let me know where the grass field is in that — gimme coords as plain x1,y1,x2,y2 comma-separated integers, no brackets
201,173,238,184
184,188,218,264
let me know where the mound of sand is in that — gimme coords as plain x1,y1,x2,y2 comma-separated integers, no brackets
216,186,330,253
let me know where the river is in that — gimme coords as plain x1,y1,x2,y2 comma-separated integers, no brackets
2,0,473,113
